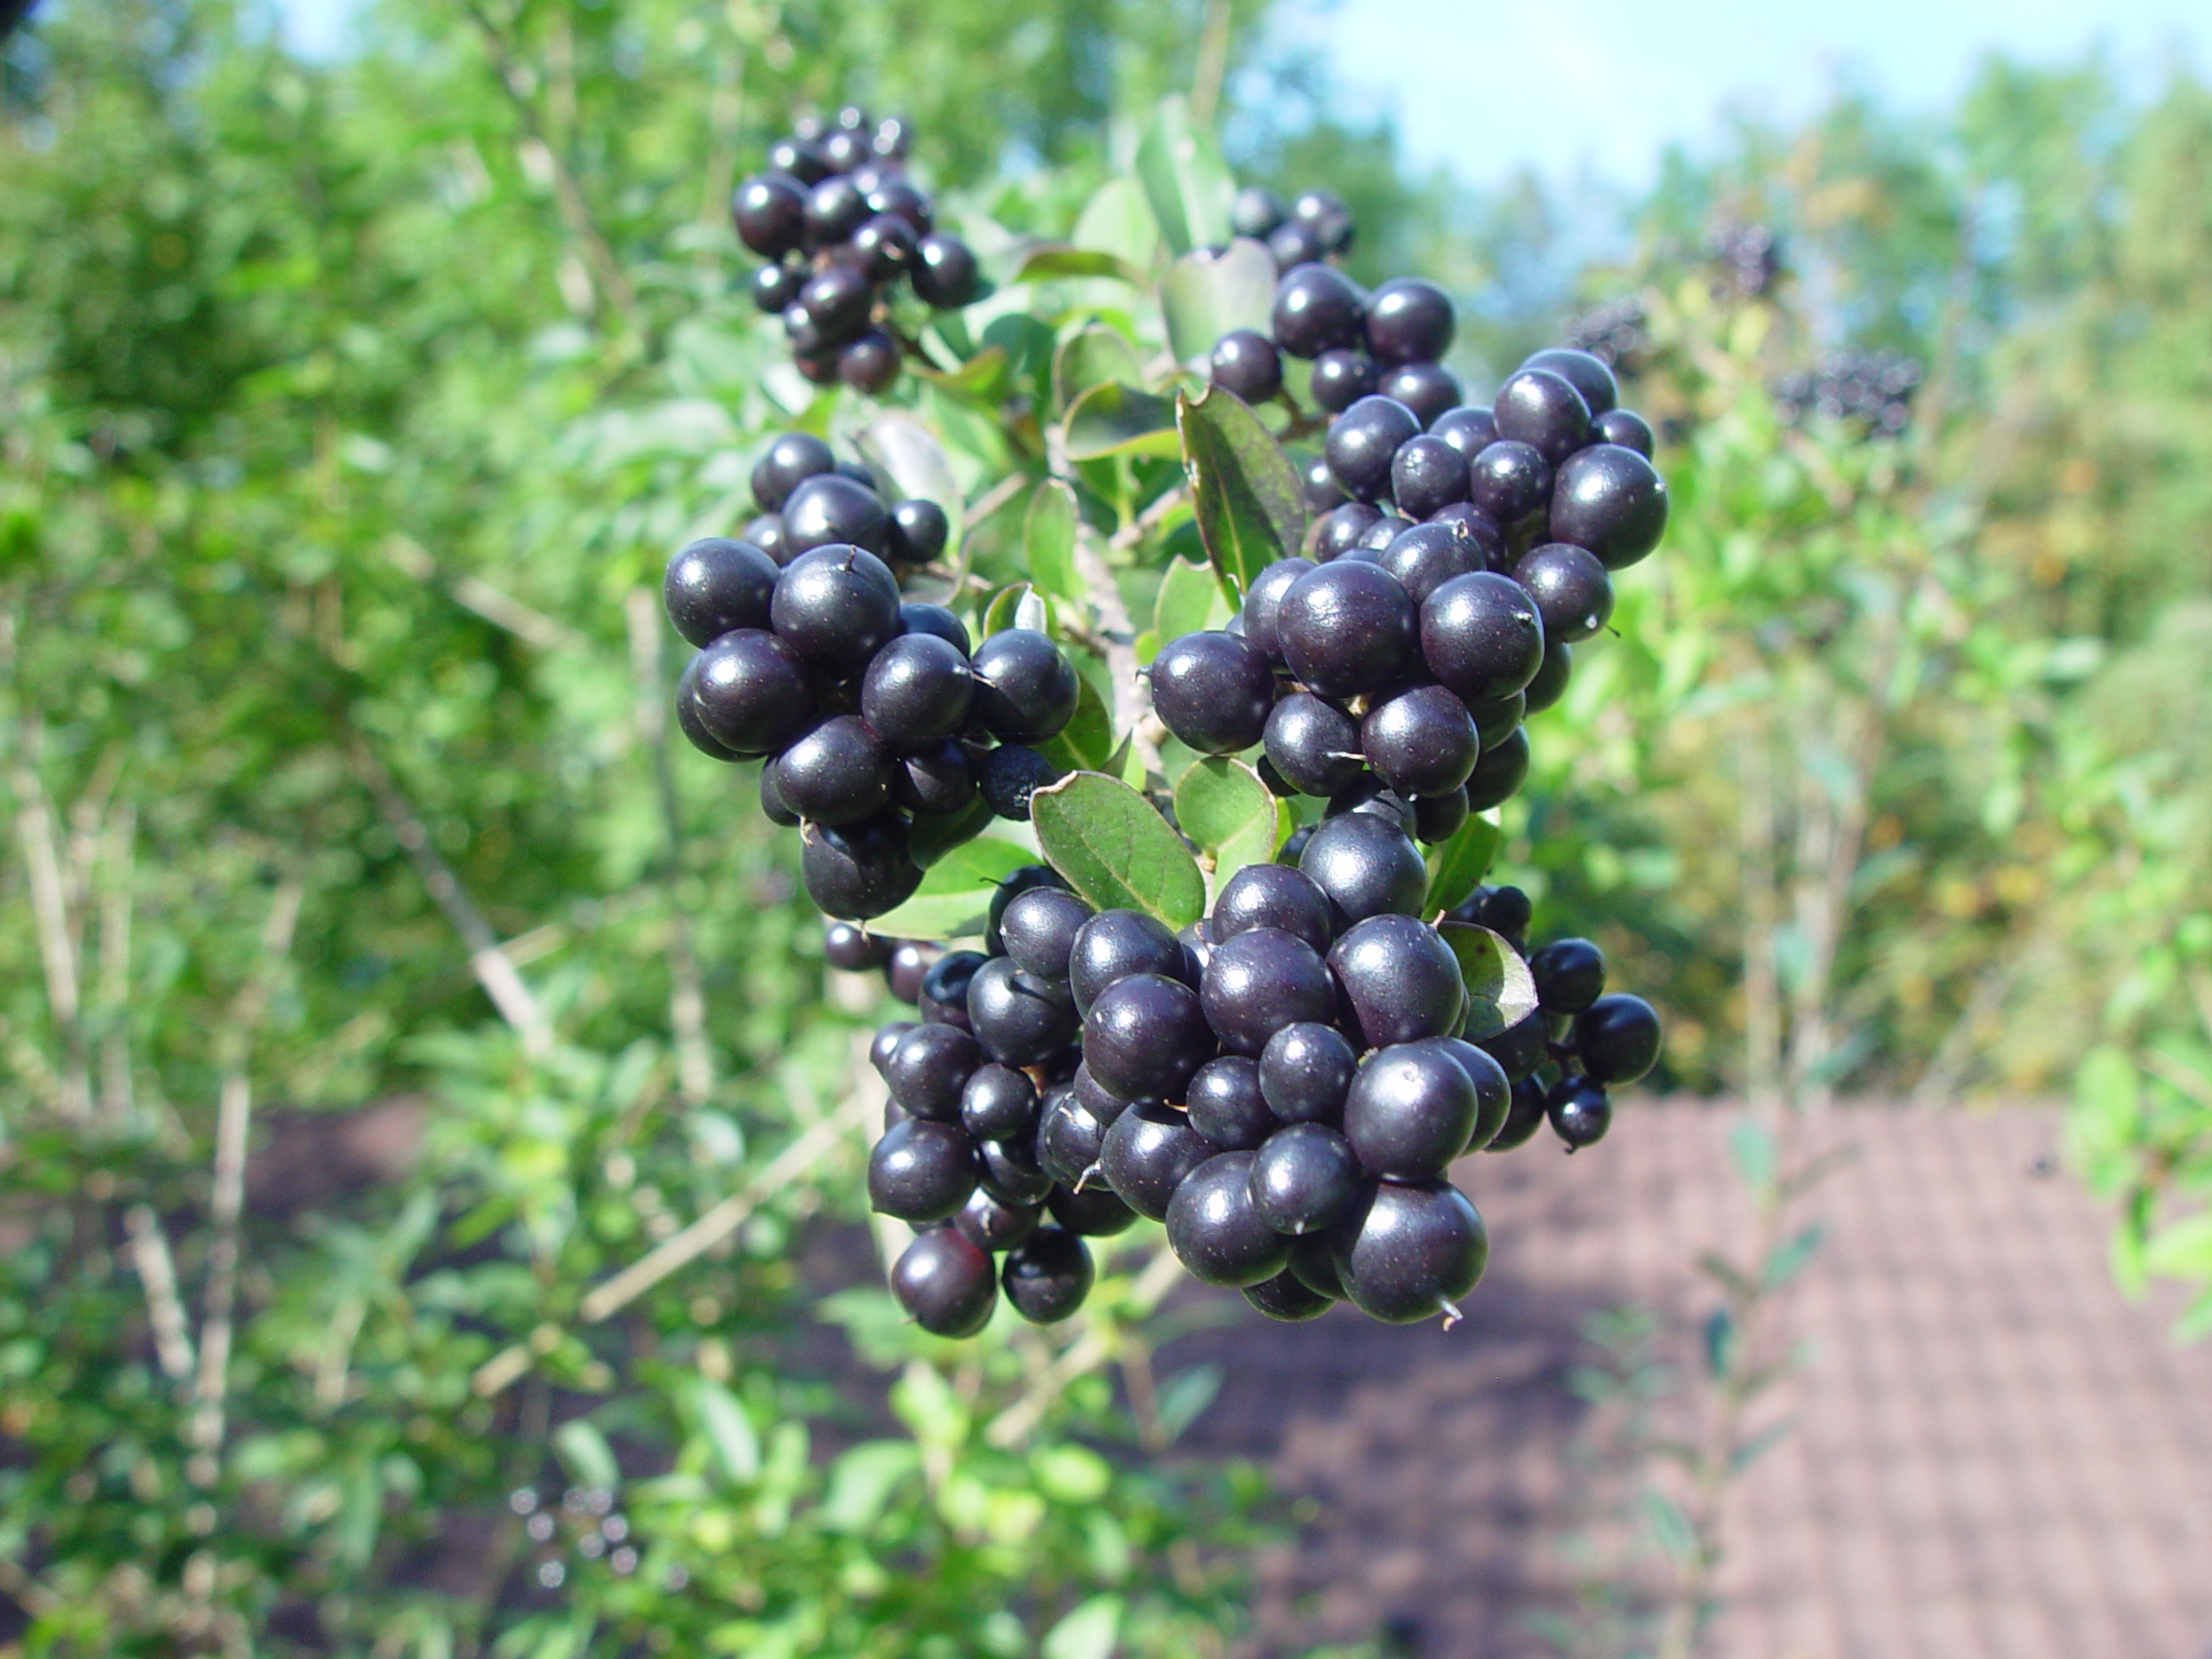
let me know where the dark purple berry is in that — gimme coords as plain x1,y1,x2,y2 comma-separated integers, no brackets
1201,928,1336,1057
954,1186,1041,1254
890,1229,996,1336
1484,1074,1548,1150
1257,1020,1358,1125
1272,263,1367,358
1211,329,1284,403
801,814,922,919
1550,444,1668,569
868,1118,978,1223
1328,913,1466,1049
1276,560,1418,699
1299,811,1428,930
1419,571,1545,703
999,887,1094,982
824,919,892,973
1466,440,1553,525
1069,910,1190,1016
732,172,809,257
781,474,891,559
1328,1179,1487,1323
1464,727,1529,811
1522,639,1572,714
1546,1075,1612,1149
1494,367,1594,466
1243,556,1316,664
1325,394,1422,502
1151,630,1276,754
1047,1182,1141,1236
664,537,779,649
1082,974,1215,1103
1249,1122,1361,1234
887,500,950,567
893,741,979,818
1343,1042,1478,1179
976,744,1065,822
1232,186,1287,238
969,629,1077,742
1514,543,1614,643
1519,346,1618,416
1244,1269,1334,1321
1365,278,1454,364
1309,348,1378,413
912,233,981,308
1377,361,1462,428
1429,405,1498,457
1573,994,1662,1084
1001,1227,1094,1322
1213,862,1336,955
1594,407,1655,456
689,630,815,755
1362,684,1480,798
1097,1102,1213,1219
861,633,974,744
1530,938,1605,1014
1389,435,1470,519
1166,1151,1293,1287
1186,1055,1274,1151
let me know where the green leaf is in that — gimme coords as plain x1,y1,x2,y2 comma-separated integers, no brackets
1177,384,1305,599
857,413,961,542
1703,1306,1736,1377
910,797,996,870
1134,94,1234,256
1041,1594,1124,1659
1152,556,1234,645
1036,671,1118,772
866,837,1038,941
1730,1419,1795,1475
1437,922,1540,1041
1173,757,1284,897
916,343,1008,402
819,1440,920,1533
687,1378,761,1484
982,582,1033,637
1761,1224,1826,1291
1423,810,1503,915
1030,771,1205,929
2144,1211,2212,1281
1730,1119,1777,1192
1641,1490,1698,1566
1053,322,1147,416
1065,380,1180,461
1160,237,1276,365
1072,175,1160,267
1012,244,1148,288
551,1420,619,1494
1025,480,1084,607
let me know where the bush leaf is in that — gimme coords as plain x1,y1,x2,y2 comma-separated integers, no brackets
1173,757,1284,897
1161,237,1276,365
1035,671,1117,772
1133,95,1234,256
1424,810,1503,915
1025,480,1084,607
1439,922,1539,1040
1031,771,1205,929
1012,244,1148,288
867,837,1039,941
1065,380,1179,461
1152,556,1234,645
1177,384,1304,599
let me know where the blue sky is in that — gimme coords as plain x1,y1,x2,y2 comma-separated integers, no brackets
276,0,2205,188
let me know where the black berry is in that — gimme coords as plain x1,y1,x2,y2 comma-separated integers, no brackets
1166,1152,1293,1287
1001,1227,1094,1322
890,1230,996,1336
1151,630,1277,755
1573,994,1662,1084
868,1118,978,1222
1329,1178,1487,1323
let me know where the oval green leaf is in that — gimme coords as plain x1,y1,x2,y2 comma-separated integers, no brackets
1134,94,1235,257
1031,771,1205,930
1177,384,1306,599
1025,479,1083,607
1173,757,1286,898
1052,322,1147,416
1152,555,1235,645
1161,237,1276,366
867,836,1039,941
1439,922,1541,1041
1065,380,1180,461
1035,670,1117,773
1013,244,1149,288
1423,809,1503,916
1073,176,1161,269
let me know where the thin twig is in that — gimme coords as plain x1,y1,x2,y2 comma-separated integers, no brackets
7,715,88,1117
124,1203,195,1382
97,802,136,1128
356,743,553,1057
625,588,713,1107
384,535,581,652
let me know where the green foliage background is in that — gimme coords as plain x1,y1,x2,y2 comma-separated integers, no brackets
1,0,2209,1650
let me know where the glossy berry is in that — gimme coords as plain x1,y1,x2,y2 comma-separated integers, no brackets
1354,509,1410,553
890,1229,996,1336
1494,367,1594,466
1429,405,1498,457
1001,1227,1094,1322
1098,1102,1213,1220
1213,863,1336,956
1573,994,1662,1084
1069,909,1190,1016
1325,777,1416,835
885,501,950,569
1546,1075,1612,1149
1244,1269,1335,1321
772,716,891,824
969,629,1077,742
1310,501,1381,562
1410,1035,1512,1152
1243,556,1316,664
1365,277,1454,365
883,1020,981,1122
1167,1152,1293,1287
782,474,891,560
664,537,779,649
849,212,918,279
732,172,810,259
1290,188,1356,251
838,329,901,395
1514,543,1614,643
959,1063,1039,1143
912,233,981,308
1413,786,1468,843
1309,348,1379,414
1324,394,1421,502
1037,1093,1109,1188
1046,1182,1140,1236
1463,726,1529,811
1389,435,1470,519
824,919,891,973
1070,1061,1134,1126
1377,361,1463,428
1484,1074,1549,1151
1200,927,1336,1057
1276,560,1418,699
863,174,931,232
1259,694,1360,800
893,741,979,817
976,744,1065,822
1343,1043,1478,1179
1362,684,1480,798
1231,186,1287,238
1083,973,1215,1103
1271,263,1367,359
1211,329,1284,404
860,633,972,744
885,942,936,1005
1550,444,1669,569
1151,630,1276,755
954,1185,1041,1254
976,1130,1054,1207
802,175,871,250
1301,456,1347,515
1594,407,1655,456
1299,811,1428,929
1475,1010,1548,1088
1287,1230,1345,1298
1379,520,1491,607
1520,346,1618,416
982,865,1066,956
1185,1055,1275,1152
742,513,789,565
752,260,804,315
868,1118,978,1223
1420,571,1545,703
1530,938,1605,1014
966,957,1077,1067
1466,440,1553,525
1258,1020,1358,1125
750,433,835,514
1328,913,1467,1050
688,631,814,756
1329,1179,1488,1323
1249,1122,1361,1234
766,136,830,185
1522,639,1573,714
801,814,921,920
999,887,1093,982
1268,219,1326,271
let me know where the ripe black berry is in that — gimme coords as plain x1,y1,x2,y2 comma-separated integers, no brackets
954,1185,1041,1254
1365,277,1454,365
1258,1020,1358,1125
1518,346,1618,416
1419,571,1545,703
1083,973,1215,1103
890,1229,996,1336
752,434,836,515
1429,405,1498,457
1475,1011,1547,1086
1573,994,1662,1084
1389,435,1471,520
1309,348,1379,413
801,813,922,919
1530,938,1605,1014
849,212,918,280
1457,883,1533,938
743,513,789,565
752,261,804,314
838,330,901,395
1271,263,1366,359
1038,1093,1109,1187
864,175,931,232
861,633,974,744
1001,1227,1094,1322
1301,455,1347,515
1186,1055,1274,1151
893,741,979,818
1463,726,1529,811
1329,1179,1487,1323
1310,501,1381,562
1097,1102,1213,1219
868,1118,978,1222
1362,684,1480,798
1249,1122,1361,1233
673,663,743,763
733,173,810,258
1484,1075,1548,1151
883,1021,981,1121
1213,862,1337,955
1594,407,1654,456
664,537,779,649
1069,909,1190,1016
1324,394,1421,502
1493,367,1593,467
1276,561,1418,699
1046,1182,1140,1236
824,920,891,973
690,630,816,755
1150,631,1277,755
1244,1269,1335,1321
886,942,936,1005
1201,927,1336,1057
1513,543,1614,643
978,744,1065,822
912,233,981,308
1377,362,1463,428
1549,444,1668,569
1243,556,1317,665
781,474,892,560
976,1130,1054,1207
918,949,986,1029
1546,1075,1611,1149
772,716,893,825
1232,186,1286,238
999,887,1094,982
1328,913,1466,1049
1379,519,1492,607
1343,1043,1477,1179
1409,1035,1512,1151
1466,440,1553,525
1290,188,1356,251
1166,1152,1293,1287
1299,811,1428,929
1211,329,1285,404
887,501,950,568
961,1063,1039,1143
969,629,1078,742
965,957,1077,1066
1268,219,1326,271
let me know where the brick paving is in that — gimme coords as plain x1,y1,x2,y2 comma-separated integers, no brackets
1164,1103,2212,1659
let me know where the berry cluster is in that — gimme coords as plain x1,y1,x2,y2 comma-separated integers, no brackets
1562,295,1653,378
663,432,1081,917
1770,350,1921,437
1229,186,1358,275
1440,884,1661,1153
1182,308,1665,836
1206,264,1468,422
730,105,982,393
865,840,1662,1335
1706,221,1783,300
